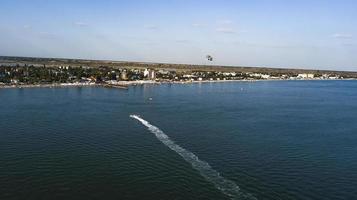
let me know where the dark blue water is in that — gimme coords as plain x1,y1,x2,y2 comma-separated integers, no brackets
1,81,357,200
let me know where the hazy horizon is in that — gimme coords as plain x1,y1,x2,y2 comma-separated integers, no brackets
1,0,356,71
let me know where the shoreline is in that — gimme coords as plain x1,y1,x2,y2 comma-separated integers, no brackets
0,82,125,90
0,79,356,89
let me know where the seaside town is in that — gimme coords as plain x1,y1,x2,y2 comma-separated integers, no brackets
0,63,351,89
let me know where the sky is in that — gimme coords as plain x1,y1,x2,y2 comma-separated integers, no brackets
0,0,356,71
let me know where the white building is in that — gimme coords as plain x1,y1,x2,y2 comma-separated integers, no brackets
183,74,197,78
148,70,156,80
297,73,314,79
143,69,149,77
261,74,271,79
120,71,128,80
251,73,262,77
223,72,236,76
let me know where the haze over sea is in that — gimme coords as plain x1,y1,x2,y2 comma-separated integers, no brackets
1,81,357,200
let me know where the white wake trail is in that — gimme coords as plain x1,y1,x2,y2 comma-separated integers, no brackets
130,115,257,200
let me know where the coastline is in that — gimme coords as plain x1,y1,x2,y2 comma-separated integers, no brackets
1,78,355,89
0,82,126,90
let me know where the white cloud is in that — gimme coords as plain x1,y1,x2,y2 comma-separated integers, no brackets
341,42,356,46
192,23,204,27
332,33,352,39
38,32,56,39
139,41,159,46
74,22,89,27
23,25,32,29
175,39,190,43
216,27,236,34
217,20,233,25
233,41,310,49
144,25,159,30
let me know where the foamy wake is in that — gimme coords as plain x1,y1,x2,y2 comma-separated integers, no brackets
130,115,257,200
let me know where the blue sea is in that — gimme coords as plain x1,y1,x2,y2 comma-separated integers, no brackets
1,81,357,200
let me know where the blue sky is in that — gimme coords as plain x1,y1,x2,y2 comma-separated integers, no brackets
0,0,356,70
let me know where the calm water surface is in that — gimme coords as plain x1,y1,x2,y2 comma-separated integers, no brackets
1,81,357,200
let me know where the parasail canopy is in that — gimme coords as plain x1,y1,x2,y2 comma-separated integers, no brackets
206,55,213,61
